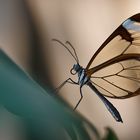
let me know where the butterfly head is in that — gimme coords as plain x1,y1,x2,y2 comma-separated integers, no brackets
70,63,82,75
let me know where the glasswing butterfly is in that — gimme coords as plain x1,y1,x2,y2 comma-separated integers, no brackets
52,13,140,123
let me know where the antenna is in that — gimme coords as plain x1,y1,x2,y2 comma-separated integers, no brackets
52,39,79,63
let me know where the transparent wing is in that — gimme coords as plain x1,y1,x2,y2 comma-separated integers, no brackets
90,60,140,98
86,13,140,73
85,13,140,98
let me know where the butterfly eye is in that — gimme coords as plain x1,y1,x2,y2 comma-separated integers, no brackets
70,67,77,75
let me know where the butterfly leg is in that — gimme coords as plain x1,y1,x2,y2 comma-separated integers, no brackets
56,78,78,92
73,86,83,110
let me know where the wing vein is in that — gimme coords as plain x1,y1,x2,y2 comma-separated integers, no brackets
117,74,140,83
102,78,132,94
90,80,117,97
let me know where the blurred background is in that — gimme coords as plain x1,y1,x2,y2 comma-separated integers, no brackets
1,0,140,139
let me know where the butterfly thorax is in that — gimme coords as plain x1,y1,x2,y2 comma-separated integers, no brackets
71,63,90,86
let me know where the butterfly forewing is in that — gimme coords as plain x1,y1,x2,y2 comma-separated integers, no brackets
86,13,140,98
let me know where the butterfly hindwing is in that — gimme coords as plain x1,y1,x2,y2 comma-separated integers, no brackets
90,60,140,98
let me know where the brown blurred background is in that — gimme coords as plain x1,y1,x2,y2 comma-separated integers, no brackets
1,0,140,139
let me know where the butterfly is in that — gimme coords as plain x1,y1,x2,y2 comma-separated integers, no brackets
52,13,140,123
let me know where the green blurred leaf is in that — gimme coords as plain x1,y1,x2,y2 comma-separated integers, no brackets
0,49,100,140
102,127,118,140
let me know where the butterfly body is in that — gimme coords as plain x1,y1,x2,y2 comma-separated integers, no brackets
71,63,90,86
71,63,123,122
52,13,140,122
